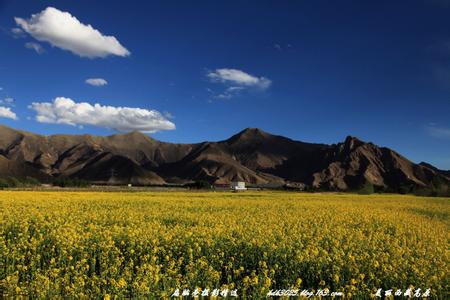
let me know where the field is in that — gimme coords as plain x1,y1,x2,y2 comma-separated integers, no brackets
0,191,448,298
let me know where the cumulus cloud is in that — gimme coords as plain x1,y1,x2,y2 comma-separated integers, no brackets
25,42,45,54
85,78,108,86
15,7,130,58
29,97,175,133
427,125,450,140
207,68,272,90
0,107,18,120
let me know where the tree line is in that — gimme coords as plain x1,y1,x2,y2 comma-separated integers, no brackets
0,177,90,188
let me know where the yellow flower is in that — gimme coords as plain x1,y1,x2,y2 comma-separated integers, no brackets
0,191,446,298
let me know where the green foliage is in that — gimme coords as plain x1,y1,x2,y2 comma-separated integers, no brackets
431,176,444,190
357,181,374,195
0,178,9,188
398,184,414,195
309,185,330,193
373,185,388,193
404,177,450,197
184,180,213,189
413,185,450,197
22,176,41,186
0,177,41,188
429,176,449,196
6,177,22,187
53,177,90,188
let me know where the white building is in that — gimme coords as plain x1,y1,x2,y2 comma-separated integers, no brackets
230,181,247,191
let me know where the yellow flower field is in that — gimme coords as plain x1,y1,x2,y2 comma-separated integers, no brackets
0,191,448,298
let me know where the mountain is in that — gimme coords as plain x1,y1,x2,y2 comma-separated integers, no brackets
418,162,450,177
0,124,448,193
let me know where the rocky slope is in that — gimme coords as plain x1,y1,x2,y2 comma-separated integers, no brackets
0,124,448,192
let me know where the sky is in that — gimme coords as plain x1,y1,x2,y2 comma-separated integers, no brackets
0,1,449,169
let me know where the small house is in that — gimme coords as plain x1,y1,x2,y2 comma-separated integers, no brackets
230,181,247,191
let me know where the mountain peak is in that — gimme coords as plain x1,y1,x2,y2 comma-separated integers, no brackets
239,127,270,138
343,135,365,151
243,127,265,132
112,130,151,139
125,130,148,137
108,130,157,144
226,128,271,144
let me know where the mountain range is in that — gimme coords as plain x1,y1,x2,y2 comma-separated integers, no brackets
0,124,448,192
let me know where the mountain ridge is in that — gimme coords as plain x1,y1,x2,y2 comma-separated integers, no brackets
0,124,448,193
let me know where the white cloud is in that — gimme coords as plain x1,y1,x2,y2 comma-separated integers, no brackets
227,86,245,92
206,68,270,100
207,68,272,90
11,27,23,34
215,93,233,100
163,111,174,119
216,86,245,99
11,27,25,38
0,97,15,106
25,42,45,54
273,43,293,51
29,97,175,133
427,125,450,140
85,78,108,86
0,107,18,120
15,7,130,58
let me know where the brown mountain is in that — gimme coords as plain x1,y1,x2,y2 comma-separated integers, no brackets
0,124,448,192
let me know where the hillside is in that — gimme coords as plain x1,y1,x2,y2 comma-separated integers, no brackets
0,124,448,192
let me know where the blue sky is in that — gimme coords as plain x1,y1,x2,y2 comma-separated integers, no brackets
0,1,449,169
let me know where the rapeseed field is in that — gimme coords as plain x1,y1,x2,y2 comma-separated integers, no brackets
0,191,448,298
